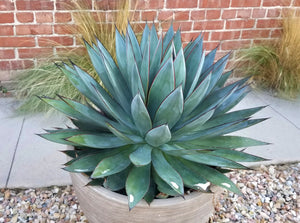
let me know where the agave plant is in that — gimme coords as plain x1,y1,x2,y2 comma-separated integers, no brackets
39,23,268,210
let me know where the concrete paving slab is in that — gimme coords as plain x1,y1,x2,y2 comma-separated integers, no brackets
0,116,23,188
233,92,300,166
253,90,300,129
0,98,20,119
7,114,72,188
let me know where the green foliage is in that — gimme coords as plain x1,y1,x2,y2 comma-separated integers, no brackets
236,16,300,98
14,0,134,114
39,23,268,209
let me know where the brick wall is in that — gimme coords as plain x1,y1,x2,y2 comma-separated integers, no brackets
0,0,300,80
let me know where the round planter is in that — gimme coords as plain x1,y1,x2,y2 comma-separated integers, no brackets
71,172,220,223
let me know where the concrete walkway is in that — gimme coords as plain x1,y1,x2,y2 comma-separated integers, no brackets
0,90,299,188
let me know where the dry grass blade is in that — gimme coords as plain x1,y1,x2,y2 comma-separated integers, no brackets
236,14,300,98
14,0,134,114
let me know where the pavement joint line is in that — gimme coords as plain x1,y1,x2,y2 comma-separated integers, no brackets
5,117,25,188
253,91,300,131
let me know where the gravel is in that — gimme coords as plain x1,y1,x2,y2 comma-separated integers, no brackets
0,163,299,223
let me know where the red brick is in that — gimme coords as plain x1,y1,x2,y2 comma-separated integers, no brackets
0,37,35,47
194,21,224,31
16,13,34,23
38,36,74,47
54,24,74,35
130,11,141,21
242,29,271,39
162,21,192,32
222,10,236,19
0,0,14,10
263,0,291,6
0,13,14,24
18,48,53,59
11,60,34,70
132,0,164,10
141,11,157,21
191,10,205,20
0,49,15,59
16,1,54,10
211,31,241,41
174,11,190,21
200,0,230,8
237,9,252,18
95,0,118,10
206,10,221,20
16,25,52,35
226,19,255,29
0,25,13,36
145,0,164,9
231,0,261,7
158,11,173,20
36,12,53,23
181,32,203,42
56,0,92,10
55,12,72,23
256,19,281,28
215,51,232,61
270,29,282,38
267,8,281,17
294,0,300,6
0,61,10,70
221,40,251,50
166,0,197,8
203,41,220,51
252,9,266,18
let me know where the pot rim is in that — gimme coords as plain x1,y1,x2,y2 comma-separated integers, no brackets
72,172,216,208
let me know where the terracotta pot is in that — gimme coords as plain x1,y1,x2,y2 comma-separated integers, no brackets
71,172,220,223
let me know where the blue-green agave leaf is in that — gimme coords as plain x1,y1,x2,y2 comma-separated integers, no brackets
153,169,180,197
140,38,150,97
181,72,211,118
115,28,127,78
153,86,184,128
152,149,184,195
162,23,174,54
173,28,182,54
204,53,230,95
131,94,152,136
181,135,269,149
140,23,150,56
149,36,163,84
104,166,131,191
126,35,145,100
38,129,88,146
174,48,186,89
147,58,175,118
215,70,233,90
185,40,205,97
64,152,114,173
145,125,172,147
178,158,242,195
91,148,134,178
126,164,151,210
181,153,247,169
84,40,115,95
129,144,153,166
201,45,218,74
67,133,129,149
165,154,210,191
207,149,267,162
204,106,266,129
173,109,214,138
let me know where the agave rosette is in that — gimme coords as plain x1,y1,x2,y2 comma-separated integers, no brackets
39,23,268,209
